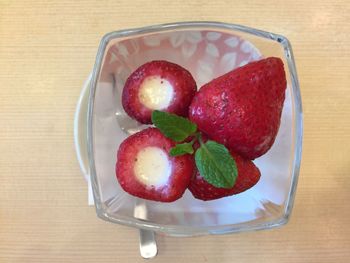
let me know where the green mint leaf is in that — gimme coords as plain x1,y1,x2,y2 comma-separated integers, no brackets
170,142,194,156
152,110,197,142
195,140,238,189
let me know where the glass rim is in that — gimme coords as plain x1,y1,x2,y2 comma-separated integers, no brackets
87,21,303,236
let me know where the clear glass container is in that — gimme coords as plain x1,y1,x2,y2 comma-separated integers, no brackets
87,21,303,236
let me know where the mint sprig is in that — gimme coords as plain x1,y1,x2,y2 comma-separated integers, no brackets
152,110,197,142
152,110,238,189
170,141,194,156
195,140,237,189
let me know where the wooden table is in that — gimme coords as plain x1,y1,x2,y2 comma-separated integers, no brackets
1,1,349,262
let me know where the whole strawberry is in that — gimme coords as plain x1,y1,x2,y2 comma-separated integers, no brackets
189,57,287,159
189,151,261,201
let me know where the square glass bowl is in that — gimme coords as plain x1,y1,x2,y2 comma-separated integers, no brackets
87,21,302,236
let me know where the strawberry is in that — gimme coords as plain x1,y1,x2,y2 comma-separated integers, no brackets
189,57,286,159
122,60,197,124
188,151,261,201
116,127,195,202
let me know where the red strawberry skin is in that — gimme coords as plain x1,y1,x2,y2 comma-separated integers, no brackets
188,152,261,201
189,57,287,159
116,128,195,202
122,60,197,124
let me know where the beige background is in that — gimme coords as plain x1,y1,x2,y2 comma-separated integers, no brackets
1,0,350,262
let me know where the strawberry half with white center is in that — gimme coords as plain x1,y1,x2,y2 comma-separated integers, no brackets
189,151,261,201
122,60,197,124
116,127,195,202
189,57,287,159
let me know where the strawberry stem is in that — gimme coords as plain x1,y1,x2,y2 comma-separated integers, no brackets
189,137,197,145
197,132,204,146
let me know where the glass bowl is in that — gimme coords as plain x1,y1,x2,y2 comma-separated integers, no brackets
87,21,302,236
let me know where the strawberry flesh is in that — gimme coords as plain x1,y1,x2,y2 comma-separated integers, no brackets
116,128,195,202
122,60,197,124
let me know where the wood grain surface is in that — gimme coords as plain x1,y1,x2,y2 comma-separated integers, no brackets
1,0,350,262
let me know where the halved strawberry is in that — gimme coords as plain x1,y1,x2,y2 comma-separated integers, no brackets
188,152,261,201
116,127,195,202
122,60,197,124
189,57,286,159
